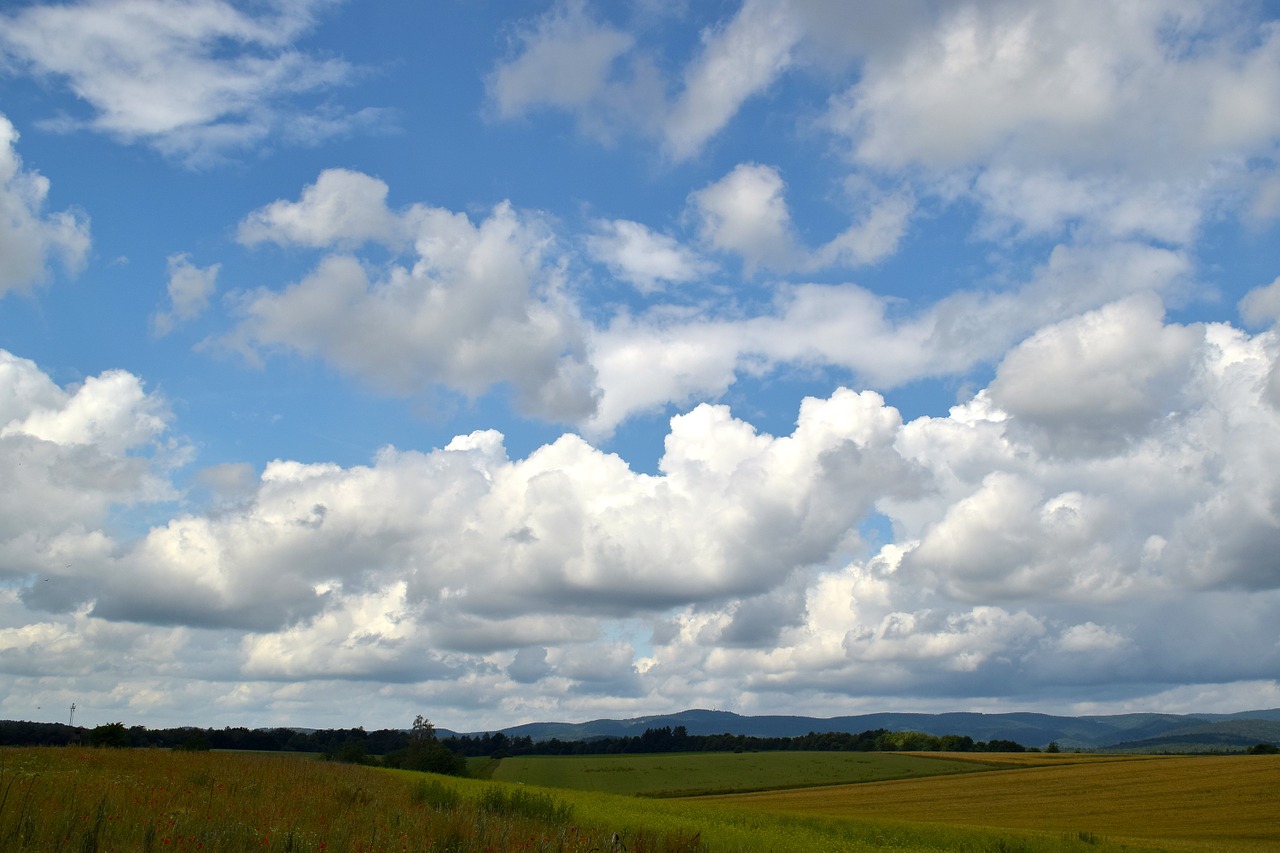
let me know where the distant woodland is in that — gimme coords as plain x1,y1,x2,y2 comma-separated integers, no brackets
0,718,1029,758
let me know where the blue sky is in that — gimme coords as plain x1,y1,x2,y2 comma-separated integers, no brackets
2,0,1280,731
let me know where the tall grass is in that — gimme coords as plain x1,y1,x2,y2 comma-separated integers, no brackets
0,747,701,852
0,747,1170,852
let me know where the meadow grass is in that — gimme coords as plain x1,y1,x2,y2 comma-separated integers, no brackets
0,746,697,852
487,751,996,797
703,753,1280,851
0,746,1136,852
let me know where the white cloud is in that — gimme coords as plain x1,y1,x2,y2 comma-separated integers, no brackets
489,2,1280,245
5,303,1280,721
824,0,1280,242
237,169,412,250
815,188,914,268
1240,277,1280,328
0,115,90,296
153,253,219,336
487,0,802,160
0,350,176,615
663,0,801,160
488,0,635,118
485,0,664,144
688,163,799,273
231,174,599,421
585,219,715,293
585,242,1190,434
686,164,912,274
83,387,913,640
0,0,369,164
988,294,1202,456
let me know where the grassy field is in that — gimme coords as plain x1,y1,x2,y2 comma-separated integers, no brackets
0,746,1135,852
702,753,1280,851
483,751,997,796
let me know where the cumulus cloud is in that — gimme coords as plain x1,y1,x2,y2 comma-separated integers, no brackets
5,301,1280,724
229,171,599,421
988,294,1202,456
6,1,1280,730
0,350,176,616
89,388,913,637
585,219,715,293
237,169,412,250
1240,277,1280,328
824,0,1280,242
586,242,1191,434
688,163,799,273
153,254,219,335
491,2,1280,244
0,115,90,296
687,163,913,275
0,0,375,164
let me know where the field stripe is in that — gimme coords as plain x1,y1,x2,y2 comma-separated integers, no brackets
700,754,1280,849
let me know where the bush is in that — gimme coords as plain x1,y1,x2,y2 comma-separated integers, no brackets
88,722,129,748
411,779,462,810
478,785,573,823
328,738,371,764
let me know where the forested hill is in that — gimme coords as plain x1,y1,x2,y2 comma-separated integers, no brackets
484,707,1280,751
5,707,1279,753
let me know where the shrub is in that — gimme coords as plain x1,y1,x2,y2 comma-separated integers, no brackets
478,784,574,823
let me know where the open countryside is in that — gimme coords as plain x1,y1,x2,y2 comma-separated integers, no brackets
479,750,999,796
4,745,1279,851
703,753,1280,851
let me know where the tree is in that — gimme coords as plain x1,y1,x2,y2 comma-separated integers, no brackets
385,716,466,776
88,722,130,748
330,738,370,764
411,715,435,741
175,729,212,751
1046,741,1061,753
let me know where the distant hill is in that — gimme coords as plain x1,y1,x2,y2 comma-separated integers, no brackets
1102,719,1280,752
463,707,1280,751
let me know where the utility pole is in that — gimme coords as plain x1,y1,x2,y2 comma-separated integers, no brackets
69,702,76,727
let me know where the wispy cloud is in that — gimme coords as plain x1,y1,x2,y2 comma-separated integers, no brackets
0,0,379,165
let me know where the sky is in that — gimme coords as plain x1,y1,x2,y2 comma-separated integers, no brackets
2,0,1280,733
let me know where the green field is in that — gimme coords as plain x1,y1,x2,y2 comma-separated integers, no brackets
483,750,995,796
3,746,1276,851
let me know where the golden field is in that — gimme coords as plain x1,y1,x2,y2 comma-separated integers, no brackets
700,753,1280,850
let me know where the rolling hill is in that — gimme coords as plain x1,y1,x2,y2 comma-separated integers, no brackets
462,707,1280,751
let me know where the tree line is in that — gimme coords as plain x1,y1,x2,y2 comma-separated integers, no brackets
440,725,1028,756
0,718,1029,762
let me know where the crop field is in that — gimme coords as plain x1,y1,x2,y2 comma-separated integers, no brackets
483,751,997,796
703,753,1280,851
0,746,1136,852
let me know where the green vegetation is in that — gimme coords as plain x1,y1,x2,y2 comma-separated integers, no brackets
0,746,1128,852
378,716,467,777
487,750,996,796
445,724,1028,757
3,741,1277,850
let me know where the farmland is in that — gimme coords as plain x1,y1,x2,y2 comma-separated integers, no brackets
481,750,1000,796
2,745,1276,851
704,752,1280,851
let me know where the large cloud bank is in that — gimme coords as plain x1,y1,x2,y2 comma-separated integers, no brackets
1,0,1279,729
4,289,1279,726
